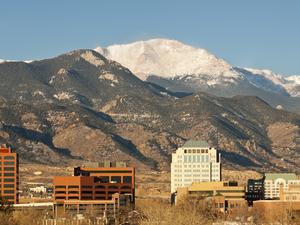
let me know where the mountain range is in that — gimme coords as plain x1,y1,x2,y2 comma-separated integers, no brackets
0,40,299,173
95,39,300,113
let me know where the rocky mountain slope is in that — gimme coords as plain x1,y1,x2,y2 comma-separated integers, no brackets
95,39,300,113
0,50,299,173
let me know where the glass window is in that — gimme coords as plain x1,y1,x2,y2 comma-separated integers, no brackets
111,176,121,183
193,155,196,163
4,173,14,177
184,155,187,163
4,178,14,182
4,190,14,194
4,184,14,188
188,155,192,163
4,167,14,171
4,161,14,165
4,156,15,160
123,176,132,183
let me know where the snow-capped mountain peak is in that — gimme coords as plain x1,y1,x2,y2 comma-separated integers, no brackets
95,38,242,81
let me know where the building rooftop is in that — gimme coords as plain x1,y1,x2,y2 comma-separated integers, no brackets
265,173,297,181
182,140,210,148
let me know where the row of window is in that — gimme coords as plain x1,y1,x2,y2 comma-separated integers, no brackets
55,185,131,189
183,149,210,154
0,173,15,177
0,167,15,171
0,161,15,165
183,155,211,163
0,156,15,160
0,178,15,182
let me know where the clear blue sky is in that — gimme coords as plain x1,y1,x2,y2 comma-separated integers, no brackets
0,0,299,75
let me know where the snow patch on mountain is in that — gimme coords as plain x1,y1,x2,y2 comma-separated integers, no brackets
95,39,242,82
241,68,300,97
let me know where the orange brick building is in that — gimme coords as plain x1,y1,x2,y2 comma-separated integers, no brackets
0,146,18,204
53,163,135,204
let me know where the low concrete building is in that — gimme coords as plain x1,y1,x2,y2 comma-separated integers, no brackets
176,181,246,212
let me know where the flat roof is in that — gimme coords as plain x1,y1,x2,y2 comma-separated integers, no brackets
182,140,210,148
265,173,297,181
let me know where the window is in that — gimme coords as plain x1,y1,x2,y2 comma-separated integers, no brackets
4,178,14,182
100,176,109,183
4,161,14,165
111,176,121,183
4,156,15,160
68,186,79,189
4,173,14,177
4,190,14,194
123,176,132,183
55,186,66,189
4,167,14,171
4,184,14,188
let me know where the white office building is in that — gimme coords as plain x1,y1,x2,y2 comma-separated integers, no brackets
171,140,221,193
264,173,300,199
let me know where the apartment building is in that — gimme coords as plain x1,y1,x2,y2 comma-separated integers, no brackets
0,146,18,204
53,162,135,203
171,140,221,193
264,173,300,199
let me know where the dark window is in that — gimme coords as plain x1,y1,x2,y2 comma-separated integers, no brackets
55,197,66,200
4,178,14,182
4,161,15,165
108,186,118,189
95,197,106,200
95,185,105,189
4,184,14,188
4,173,14,177
121,186,131,189
4,167,15,171
95,191,106,194
4,190,14,194
68,197,79,200
68,186,79,189
81,191,93,194
55,191,66,194
123,176,132,183
100,176,109,183
111,176,121,183
55,186,66,189
4,196,14,199
82,186,92,189
81,197,93,200
68,191,78,194
4,156,15,160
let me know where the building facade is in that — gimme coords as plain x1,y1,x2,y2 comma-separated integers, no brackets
176,181,246,212
279,184,300,201
171,140,221,193
53,163,135,203
0,146,18,204
264,173,300,199
246,177,265,203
